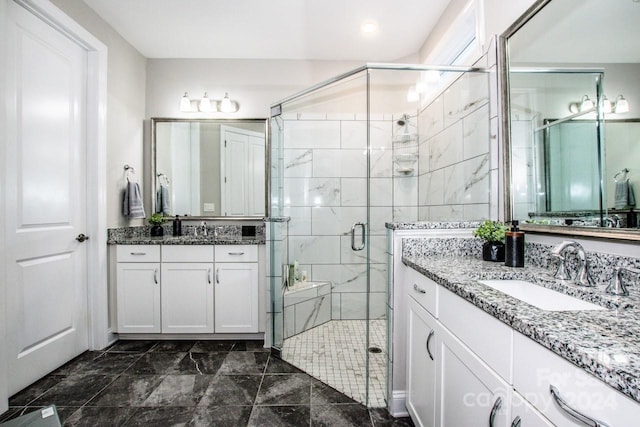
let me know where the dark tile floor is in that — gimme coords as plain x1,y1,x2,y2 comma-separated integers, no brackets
0,340,414,426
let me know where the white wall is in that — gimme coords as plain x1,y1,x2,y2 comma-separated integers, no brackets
0,0,8,415
50,0,147,228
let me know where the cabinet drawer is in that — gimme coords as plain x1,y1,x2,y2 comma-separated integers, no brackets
439,286,512,382
215,245,258,262
406,266,437,317
117,245,160,262
513,332,640,426
162,245,214,263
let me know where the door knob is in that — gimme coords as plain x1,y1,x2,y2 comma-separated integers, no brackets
76,233,89,242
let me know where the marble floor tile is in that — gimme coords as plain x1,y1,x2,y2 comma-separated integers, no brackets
170,352,227,375
256,374,311,405
88,374,165,407
107,340,157,353
189,405,253,426
127,352,185,375
64,406,136,426
311,404,373,427
141,374,211,407
369,408,415,426
248,405,311,427
125,406,196,426
53,352,142,376
232,340,268,352
265,357,304,374
30,373,117,406
311,380,359,405
218,352,269,375
150,340,196,352
198,375,262,407
190,340,235,352
8,374,66,406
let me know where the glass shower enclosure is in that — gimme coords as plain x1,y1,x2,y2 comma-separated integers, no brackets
267,64,488,408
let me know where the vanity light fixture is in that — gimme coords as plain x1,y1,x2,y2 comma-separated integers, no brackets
219,92,238,113
179,92,192,112
614,94,630,114
199,92,214,112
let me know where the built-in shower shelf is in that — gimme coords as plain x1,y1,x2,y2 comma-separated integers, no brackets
393,154,418,175
392,133,417,144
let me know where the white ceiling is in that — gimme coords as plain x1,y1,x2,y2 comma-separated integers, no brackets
82,0,451,61
509,0,640,64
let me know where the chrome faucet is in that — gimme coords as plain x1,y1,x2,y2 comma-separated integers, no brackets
606,266,640,296
550,241,595,287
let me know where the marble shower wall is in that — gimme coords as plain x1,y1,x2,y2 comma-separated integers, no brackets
417,49,495,221
281,113,395,320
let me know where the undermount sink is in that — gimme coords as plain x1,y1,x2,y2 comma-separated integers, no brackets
478,280,605,311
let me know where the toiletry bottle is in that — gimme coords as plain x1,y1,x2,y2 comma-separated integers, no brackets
505,220,525,267
172,215,182,236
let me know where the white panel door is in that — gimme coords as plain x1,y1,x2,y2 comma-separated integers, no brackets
5,2,89,395
214,262,259,333
161,263,214,333
248,135,265,216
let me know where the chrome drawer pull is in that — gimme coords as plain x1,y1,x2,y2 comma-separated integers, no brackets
550,385,609,427
228,252,245,256
489,397,502,427
426,330,434,361
153,268,158,284
130,252,147,255
413,284,426,294
511,416,521,427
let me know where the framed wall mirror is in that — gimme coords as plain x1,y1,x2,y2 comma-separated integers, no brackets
151,118,268,219
501,0,640,240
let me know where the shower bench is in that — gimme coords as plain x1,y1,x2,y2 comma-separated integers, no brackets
283,281,332,339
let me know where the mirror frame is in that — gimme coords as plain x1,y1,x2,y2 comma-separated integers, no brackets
150,117,269,220
498,0,640,242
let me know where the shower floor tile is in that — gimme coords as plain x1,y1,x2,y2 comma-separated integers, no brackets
281,319,387,407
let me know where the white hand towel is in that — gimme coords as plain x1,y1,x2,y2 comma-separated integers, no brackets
123,181,146,218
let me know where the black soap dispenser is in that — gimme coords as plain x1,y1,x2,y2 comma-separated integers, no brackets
172,215,182,237
505,220,525,267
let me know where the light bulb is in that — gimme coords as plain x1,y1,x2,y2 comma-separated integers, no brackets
179,92,191,112
579,95,594,112
614,95,629,114
600,95,612,114
199,92,213,112
220,92,236,113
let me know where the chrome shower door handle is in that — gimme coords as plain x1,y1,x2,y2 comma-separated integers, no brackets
350,222,366,251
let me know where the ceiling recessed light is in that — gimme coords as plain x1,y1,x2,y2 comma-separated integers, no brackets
361,20,379,34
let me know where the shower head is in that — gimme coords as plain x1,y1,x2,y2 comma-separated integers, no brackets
396,114,410,127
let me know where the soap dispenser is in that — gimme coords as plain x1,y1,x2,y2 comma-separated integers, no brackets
505,220,525,267
172,215,182,237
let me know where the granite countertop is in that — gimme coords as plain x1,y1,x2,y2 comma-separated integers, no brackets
108,235,264,245
386,221,483,230
402,253,640,403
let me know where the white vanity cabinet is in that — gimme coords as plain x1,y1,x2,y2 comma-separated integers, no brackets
406,297,439,427
116,245,161,333
161,246,214,333
214,245,259,333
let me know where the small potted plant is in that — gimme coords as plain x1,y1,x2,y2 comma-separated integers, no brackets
148,213,167,237
473,220,508,262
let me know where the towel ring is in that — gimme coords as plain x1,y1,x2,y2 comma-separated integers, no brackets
614,168,630,182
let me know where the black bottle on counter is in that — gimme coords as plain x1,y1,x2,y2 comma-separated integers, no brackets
628,209,638,228
172,215,182,236
505,220,525,267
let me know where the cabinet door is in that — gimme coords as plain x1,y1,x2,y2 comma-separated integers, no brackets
214,262,258,333
161,263,214,333
116,263,161,333
438,326,511,427
406,298,438,427
511,391,555,427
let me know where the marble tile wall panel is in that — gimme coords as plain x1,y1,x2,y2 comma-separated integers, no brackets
283,149,313,178
313,149,367,178
463,104,490,160
393,176,418,207
283,121,340,149
284,206,311,236
393,206,418,223
340,178,367,206
429,121,464,171
419,97,445,142
289,236,341,265
284,177,341,207
293,295,331,335
463,154,490,204
443,72,489,128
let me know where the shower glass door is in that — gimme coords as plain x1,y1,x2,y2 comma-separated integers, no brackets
269,70,376,406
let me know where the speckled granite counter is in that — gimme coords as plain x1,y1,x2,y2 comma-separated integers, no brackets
107,225,265,245
402,237,640,403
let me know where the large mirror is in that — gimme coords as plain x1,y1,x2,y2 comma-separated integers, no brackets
502,0,640,240
151,118,267,218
